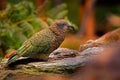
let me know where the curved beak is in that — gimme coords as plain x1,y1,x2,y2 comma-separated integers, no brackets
68,24,75,31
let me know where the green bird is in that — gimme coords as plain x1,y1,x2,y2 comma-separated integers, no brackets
7,19,74,65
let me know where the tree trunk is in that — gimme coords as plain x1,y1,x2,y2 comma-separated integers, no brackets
0,0,7,10
36,0,45,7
78,0,96,39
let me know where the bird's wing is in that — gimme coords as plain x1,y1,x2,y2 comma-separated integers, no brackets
23,37,51,57
23,29,54,57
7,29,54,64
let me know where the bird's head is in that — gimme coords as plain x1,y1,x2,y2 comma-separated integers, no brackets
52,20,74,32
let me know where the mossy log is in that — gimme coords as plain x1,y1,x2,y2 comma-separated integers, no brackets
0,52,100,80
0,46,104,74
15,56,87,73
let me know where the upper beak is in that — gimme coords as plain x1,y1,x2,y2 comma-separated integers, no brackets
68,24,75,31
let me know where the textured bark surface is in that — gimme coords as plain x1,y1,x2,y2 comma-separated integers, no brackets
0,46,105,80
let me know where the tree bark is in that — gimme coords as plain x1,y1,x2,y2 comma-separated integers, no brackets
0,0,7,10
78,0,96,38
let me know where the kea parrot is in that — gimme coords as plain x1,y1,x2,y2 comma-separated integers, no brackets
7,19,74,65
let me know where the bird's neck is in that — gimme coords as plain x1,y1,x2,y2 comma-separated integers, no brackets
49,25,66,37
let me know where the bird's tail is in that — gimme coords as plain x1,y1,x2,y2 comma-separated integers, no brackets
5,50,17,59
7,52,19,65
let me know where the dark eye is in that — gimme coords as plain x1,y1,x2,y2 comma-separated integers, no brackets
61,23,65,26
54,52,61,55
57,23,66,27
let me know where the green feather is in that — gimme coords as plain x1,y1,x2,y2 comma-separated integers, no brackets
7,54,19,65
8,28,54,64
